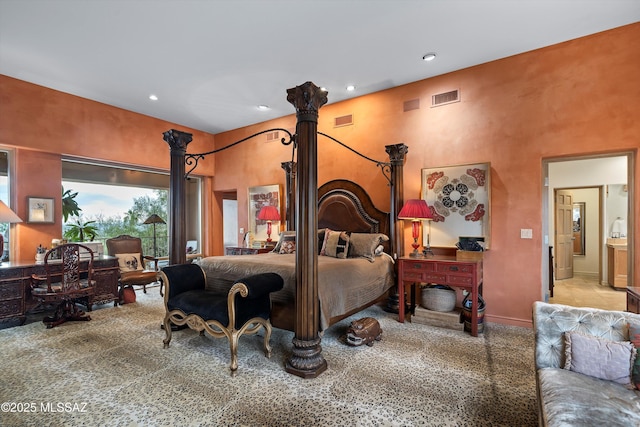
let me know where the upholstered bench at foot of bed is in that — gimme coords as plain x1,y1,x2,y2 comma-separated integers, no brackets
159,264,284,373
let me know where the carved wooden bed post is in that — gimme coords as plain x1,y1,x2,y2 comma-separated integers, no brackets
281,161,296,231
384,143,407,313
163,129,193,266
386,143,407,259
285,82,328,378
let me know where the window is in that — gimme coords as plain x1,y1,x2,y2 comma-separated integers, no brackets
62,159,201,257
0,150,11,260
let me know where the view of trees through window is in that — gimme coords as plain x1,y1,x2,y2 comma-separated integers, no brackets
62,181,169,257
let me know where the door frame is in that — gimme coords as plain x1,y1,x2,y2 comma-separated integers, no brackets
542,151,635,301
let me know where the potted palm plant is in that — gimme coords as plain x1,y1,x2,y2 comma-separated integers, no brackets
64,217,98,242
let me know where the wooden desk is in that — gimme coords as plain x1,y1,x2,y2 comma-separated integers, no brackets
398,257,483,336
0,256,119,325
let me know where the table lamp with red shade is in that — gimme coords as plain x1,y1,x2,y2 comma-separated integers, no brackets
398,199,433,258
257,205,280,243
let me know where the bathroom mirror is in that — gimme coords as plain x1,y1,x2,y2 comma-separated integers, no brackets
572,202,585,255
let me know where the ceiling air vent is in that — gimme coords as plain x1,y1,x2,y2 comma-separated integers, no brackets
403,98,420,112
431,89,460,107
334,114,353,127
265,131,279,142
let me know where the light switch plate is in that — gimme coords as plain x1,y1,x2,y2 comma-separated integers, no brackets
521,229,533,239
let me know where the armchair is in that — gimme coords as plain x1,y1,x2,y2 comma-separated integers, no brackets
31,243,96,328
106,234,159,296
159,263,284,373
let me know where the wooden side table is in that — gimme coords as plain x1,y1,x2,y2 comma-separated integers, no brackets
628,286,640,314
398,256,483,336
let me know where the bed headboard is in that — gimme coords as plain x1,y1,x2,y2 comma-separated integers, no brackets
317,179,391,252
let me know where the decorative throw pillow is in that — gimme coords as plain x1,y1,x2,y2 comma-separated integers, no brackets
272,231,295,253
320,230,350,259
348,233,389,262
629,323,640,390
563,331,636,385
279,234,296,254
116,253,143,273
317,228,326,254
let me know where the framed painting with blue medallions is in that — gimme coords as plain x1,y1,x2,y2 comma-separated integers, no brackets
421,162,491,249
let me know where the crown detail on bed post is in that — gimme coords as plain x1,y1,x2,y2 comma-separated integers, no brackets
164,129,193,266
285,82,328,378
384,143,408,314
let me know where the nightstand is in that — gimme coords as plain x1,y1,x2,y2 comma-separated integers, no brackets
398,256,483,336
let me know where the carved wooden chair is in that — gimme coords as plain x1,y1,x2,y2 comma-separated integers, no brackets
159,263,284,373
106,234,159,297
31,243,96,328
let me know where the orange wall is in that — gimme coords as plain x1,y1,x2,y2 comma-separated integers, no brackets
213,23,640,327
0,24,638,328
0,76,217,259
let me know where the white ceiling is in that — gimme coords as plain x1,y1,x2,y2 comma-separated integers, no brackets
1,1,639,135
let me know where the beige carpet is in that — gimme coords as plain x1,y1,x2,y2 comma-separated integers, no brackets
0,291,537,426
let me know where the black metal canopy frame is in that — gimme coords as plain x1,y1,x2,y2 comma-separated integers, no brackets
164,81,407,379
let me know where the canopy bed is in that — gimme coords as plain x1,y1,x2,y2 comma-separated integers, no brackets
198,179,396,332
163,81,407,378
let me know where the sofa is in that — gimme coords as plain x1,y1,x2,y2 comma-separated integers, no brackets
532,301,640,426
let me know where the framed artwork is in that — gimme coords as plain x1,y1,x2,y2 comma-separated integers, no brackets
27,197,55,223
421,162,491,249
248,184,281,243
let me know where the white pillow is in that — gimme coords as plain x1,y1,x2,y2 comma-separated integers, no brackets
564,331,636,385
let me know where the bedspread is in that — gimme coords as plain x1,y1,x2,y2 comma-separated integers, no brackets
196,253,395,330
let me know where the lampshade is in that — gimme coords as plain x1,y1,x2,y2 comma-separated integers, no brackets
398,199,432,220
0,200,22,223
257,205,280,221
0,201,22,262
143,214,166,225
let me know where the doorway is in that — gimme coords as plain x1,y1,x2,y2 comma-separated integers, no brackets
543,153,634,310
554,187,602,281
222,191,238,249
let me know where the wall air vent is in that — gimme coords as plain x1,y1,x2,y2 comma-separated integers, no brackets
265,131,279,142
334,114,353,127
431,89,460,107
403,98,420,112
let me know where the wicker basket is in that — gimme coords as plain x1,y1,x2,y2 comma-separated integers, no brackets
421,286,456,312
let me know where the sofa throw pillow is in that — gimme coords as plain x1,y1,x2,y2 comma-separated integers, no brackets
116,253,143,273
348,233,389,262
630,323,640,390
563,331,636,385
279,234,296,254
320,230,350,259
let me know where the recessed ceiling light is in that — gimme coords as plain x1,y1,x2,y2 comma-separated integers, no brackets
149,94,158,101
422,52,437,61
346,85,356,92
257,105,270,111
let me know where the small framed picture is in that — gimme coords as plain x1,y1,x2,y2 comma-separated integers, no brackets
27,197,55,223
